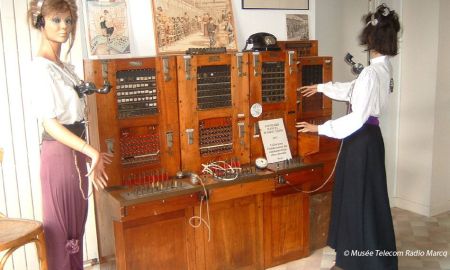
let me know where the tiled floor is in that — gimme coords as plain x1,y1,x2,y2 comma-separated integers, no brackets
86,207,450,270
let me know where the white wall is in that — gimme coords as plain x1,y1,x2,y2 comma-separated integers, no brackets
315,0,368,120
430,0,450,216
376,0,402,203
395,0,450,216
111,0,316,57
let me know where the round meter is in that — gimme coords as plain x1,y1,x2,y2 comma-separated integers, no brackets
250,103,263,118
255,157,268,169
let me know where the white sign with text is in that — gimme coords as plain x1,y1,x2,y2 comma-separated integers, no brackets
258,118,292,163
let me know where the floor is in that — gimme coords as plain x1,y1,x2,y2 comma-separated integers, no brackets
85,207,450,270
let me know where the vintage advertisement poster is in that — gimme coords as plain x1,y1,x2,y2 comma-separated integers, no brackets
151,0,238,54
84,0,131,57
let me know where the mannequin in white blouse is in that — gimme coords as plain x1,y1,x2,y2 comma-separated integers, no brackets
297,50,387,138
33,1,112,190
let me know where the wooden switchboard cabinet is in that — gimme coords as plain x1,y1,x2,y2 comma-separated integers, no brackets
248,50,298,162
176,52,250,173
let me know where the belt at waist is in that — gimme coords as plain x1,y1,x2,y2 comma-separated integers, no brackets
42,121,86,141
366,116,379,126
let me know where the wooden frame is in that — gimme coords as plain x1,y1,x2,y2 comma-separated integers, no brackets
151,0,238,55
242,0,308,10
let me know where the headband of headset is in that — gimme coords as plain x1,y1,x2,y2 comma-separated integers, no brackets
33,0,46,28
367,3,391,26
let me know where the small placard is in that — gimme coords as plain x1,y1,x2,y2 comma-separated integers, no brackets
259,118,292,163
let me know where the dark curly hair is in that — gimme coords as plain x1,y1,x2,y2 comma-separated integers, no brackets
359,3,401,56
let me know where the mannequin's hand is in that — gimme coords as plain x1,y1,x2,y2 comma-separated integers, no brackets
298,85,318,97
86,151,113,190
296,122,318,133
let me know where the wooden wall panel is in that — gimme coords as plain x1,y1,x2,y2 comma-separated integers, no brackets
309,191,332,251
263,192,309,268
120,209,196,270
198,195,264,270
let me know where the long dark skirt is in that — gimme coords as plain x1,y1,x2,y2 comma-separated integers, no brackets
327,124,398,270
40,140,89,270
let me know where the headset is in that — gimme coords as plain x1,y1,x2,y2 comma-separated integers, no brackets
33,0,46,28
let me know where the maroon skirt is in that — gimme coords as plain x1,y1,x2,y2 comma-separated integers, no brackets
40,140,88,270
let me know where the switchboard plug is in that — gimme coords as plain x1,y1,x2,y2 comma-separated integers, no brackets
277,175,286,185
198,190,209,202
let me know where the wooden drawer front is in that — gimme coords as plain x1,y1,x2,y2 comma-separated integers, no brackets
274,166,323,196
121,193,199,222
282,166,322,186
208,179,275,203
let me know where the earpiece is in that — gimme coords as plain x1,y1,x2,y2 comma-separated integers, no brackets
32,0,46,28
366,4,391,27
345,53,364,75
35,15,45,28
74,81,112,98
367,14,378,26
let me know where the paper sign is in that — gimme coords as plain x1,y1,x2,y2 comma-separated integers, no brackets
258,118,292,163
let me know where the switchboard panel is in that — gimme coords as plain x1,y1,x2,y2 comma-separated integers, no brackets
248,50,298,161
177,53,250,173
297,56,333,123
84,57,181,187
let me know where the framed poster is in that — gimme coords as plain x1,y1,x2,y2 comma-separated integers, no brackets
286,14,309,40
151,0,238,54
84,0,132,58
242,0,309,10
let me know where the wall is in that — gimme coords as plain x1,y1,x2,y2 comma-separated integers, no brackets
316,0,368,119
376,0,402,202
430,0,450,216
395,0,446,216
110,0,316,57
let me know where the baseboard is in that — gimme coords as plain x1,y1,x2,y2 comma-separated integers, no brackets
392,197,430,216
430,200,450,216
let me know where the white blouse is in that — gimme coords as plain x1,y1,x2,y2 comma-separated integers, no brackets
317,55,393,139
27,57,85,125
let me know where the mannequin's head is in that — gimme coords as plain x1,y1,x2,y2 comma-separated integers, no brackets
28,0,78,52
359,3,401,56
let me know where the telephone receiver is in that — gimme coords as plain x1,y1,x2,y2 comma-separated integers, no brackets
74,80,112,98
345,53,364,75
243,32,281,52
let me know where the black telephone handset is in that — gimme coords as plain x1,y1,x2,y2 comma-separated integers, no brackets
243,32,281,52
74,80,112,98
345,53,364,75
